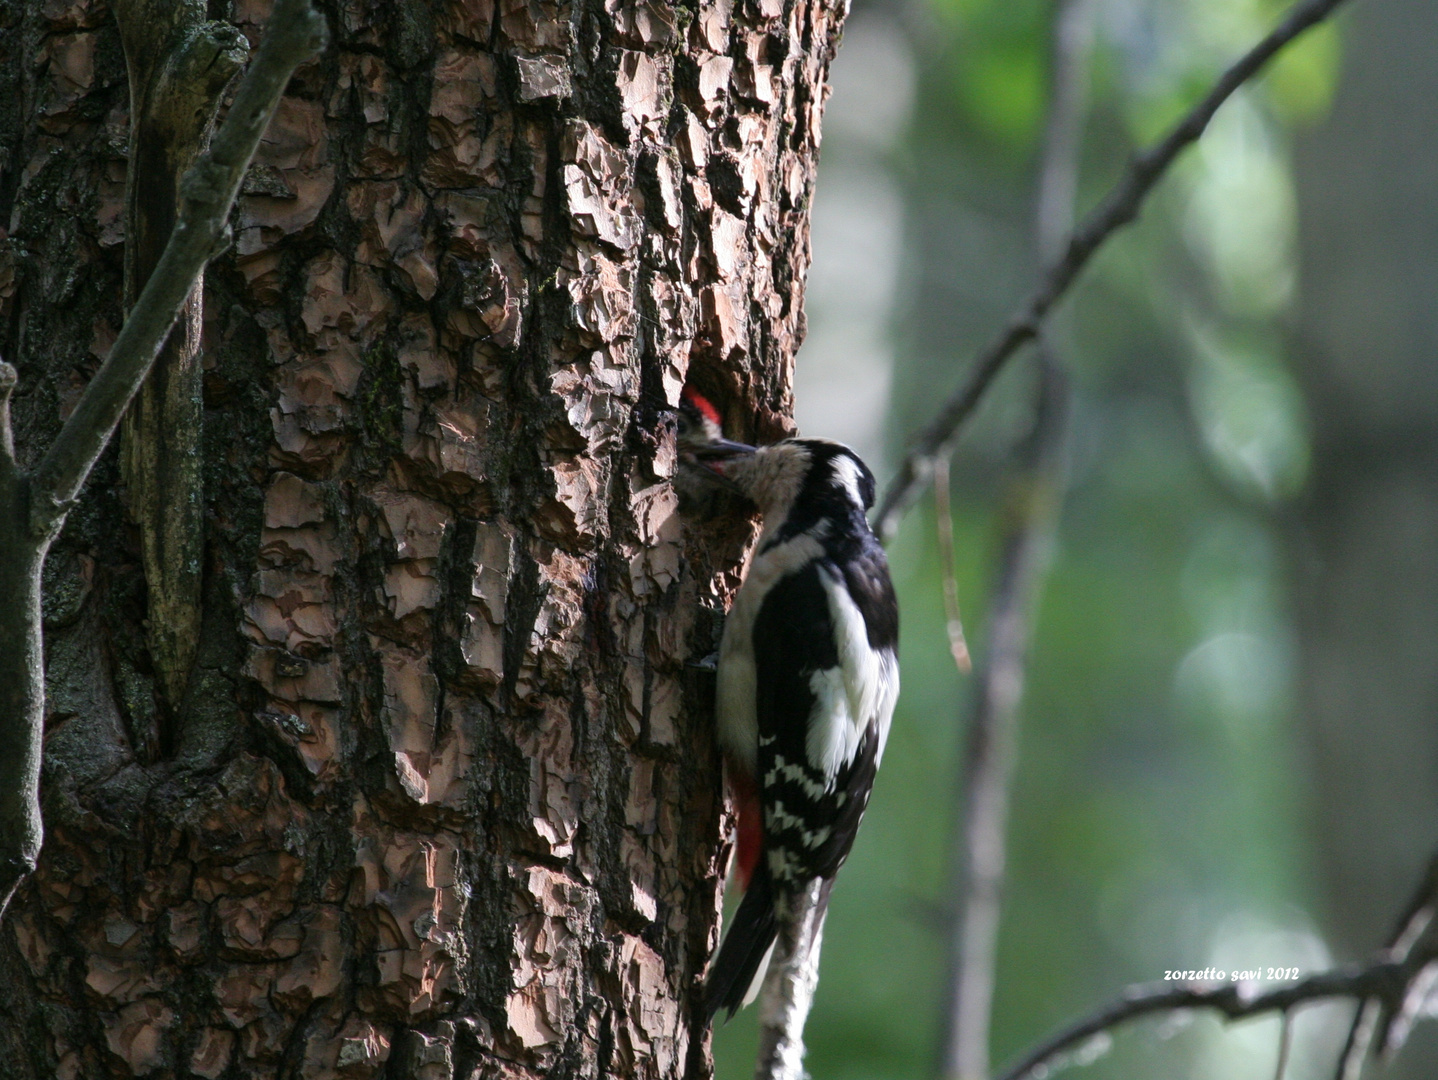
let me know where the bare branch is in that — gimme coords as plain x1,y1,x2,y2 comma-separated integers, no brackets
1273,1010,1294,1080
0,361,37,917
0,360,15,471
1335,1000,1379,1080
936,4,1089,1073
1034,0,1096,267
27,0,327,538
1334,849,1438,1077
873,0,1352,540
936,360,1069,1080
754,881,830,1080
0,531,44,917
995,962,1412,1080
114,0,249,711
998,846,1438,1080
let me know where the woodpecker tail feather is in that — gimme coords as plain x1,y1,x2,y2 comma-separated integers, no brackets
705,861,778,1023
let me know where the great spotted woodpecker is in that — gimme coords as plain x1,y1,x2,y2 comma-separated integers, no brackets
678,388,900,1022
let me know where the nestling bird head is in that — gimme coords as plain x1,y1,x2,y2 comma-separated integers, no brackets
676,388,877,536
677,386,728,452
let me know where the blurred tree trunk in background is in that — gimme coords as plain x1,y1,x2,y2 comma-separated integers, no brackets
0,0,842,1076
1292,0,1438,1068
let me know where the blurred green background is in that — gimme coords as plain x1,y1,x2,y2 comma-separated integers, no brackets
714,0,1438,1076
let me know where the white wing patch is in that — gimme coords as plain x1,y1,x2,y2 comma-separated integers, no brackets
830,453,867,509
805,565,900,783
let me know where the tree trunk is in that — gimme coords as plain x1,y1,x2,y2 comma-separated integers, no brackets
0,0,844,1076
1291,0,1438,1071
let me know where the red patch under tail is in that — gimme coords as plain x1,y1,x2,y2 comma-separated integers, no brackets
729,767,762,891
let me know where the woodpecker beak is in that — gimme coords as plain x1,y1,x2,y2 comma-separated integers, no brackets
692,438,757,468
683,438,756,493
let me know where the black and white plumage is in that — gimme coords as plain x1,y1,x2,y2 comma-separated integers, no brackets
679,395,900,1023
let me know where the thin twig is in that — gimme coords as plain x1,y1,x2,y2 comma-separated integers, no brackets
1334,848,1438,1077
873,0,1353,540
1034,0,1095,268
1335,1001,1378,1080
995,962,1417,1080
932,455,972,675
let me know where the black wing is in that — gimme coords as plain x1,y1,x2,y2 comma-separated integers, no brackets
838,533,898,652
751,562,881,887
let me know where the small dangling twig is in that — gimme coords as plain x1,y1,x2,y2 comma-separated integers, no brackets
932,454,972,675
1273,1009,1293,1080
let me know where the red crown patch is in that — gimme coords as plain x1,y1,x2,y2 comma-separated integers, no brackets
681,386,722,425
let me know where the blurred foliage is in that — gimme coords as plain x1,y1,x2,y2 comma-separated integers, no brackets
1266,21,1341,124
932,0,1049,149
714,0,1348,1077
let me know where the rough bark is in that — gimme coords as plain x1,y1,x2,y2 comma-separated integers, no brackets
0,0,845,1077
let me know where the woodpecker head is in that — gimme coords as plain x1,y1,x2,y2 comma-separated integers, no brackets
677,387,758,481
678,387,753,455
676,388,876,534
677,387,724,449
